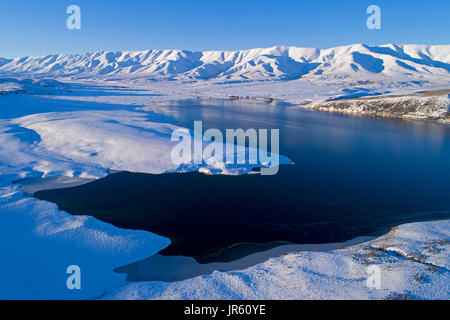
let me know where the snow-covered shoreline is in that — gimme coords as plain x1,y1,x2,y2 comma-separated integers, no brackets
104,220,449,300
114,236,375,283
305,90,450,124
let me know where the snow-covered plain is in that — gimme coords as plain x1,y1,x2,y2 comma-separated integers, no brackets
0,44,449,300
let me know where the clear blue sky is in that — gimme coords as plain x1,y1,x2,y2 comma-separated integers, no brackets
0,0,449,58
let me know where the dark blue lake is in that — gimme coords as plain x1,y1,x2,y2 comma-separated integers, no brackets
35,99,450,263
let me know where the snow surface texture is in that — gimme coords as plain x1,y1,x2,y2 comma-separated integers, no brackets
104,221,450,300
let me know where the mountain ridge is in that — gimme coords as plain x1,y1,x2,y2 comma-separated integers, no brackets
1,44,449,81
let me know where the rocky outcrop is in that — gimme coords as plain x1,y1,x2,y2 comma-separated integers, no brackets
305,90,450,124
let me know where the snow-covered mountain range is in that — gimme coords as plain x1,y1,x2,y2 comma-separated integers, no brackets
1,44,449,81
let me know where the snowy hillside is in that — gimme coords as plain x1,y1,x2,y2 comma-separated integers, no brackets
1,44,449,81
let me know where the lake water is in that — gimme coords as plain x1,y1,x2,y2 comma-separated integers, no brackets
35,99,450,263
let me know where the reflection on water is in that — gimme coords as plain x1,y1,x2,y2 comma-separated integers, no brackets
36,99,450,263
